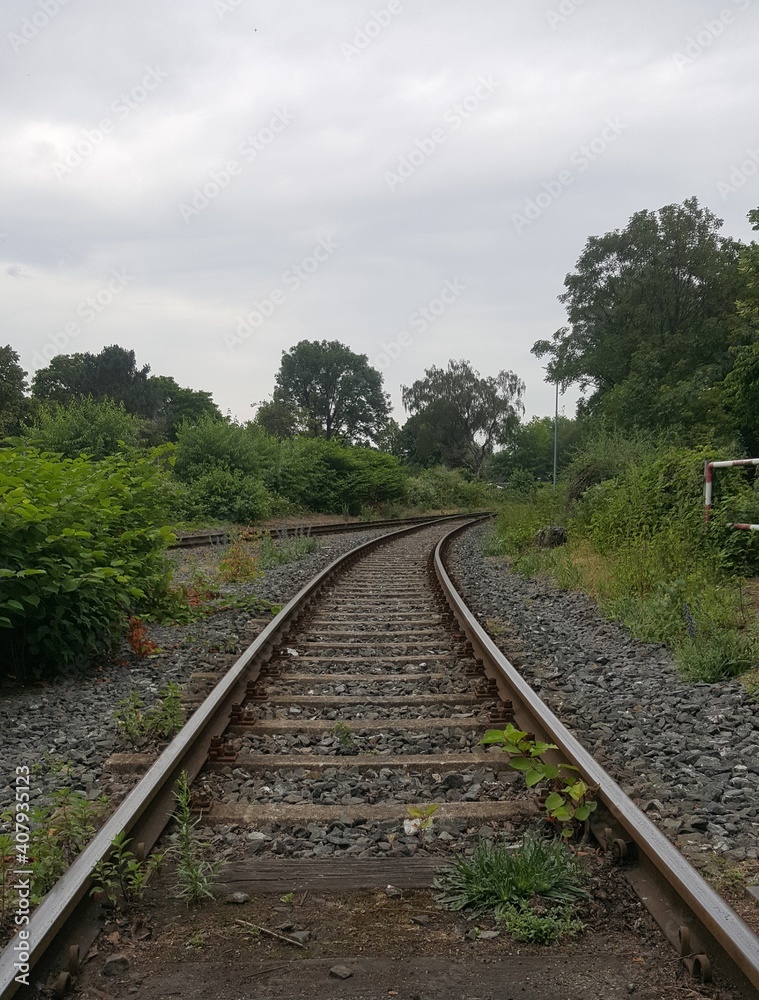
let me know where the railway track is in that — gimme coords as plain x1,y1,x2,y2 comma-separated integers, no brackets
2,515,759,998
169,511,494,548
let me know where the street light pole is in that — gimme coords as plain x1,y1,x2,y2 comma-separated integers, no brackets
552,380,559,492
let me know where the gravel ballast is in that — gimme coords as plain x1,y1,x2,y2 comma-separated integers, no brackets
448,524,759,866
0,529,391,812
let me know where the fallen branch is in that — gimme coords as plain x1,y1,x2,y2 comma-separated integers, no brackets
235,918,307,948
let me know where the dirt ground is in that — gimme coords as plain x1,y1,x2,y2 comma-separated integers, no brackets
71,851,744,1000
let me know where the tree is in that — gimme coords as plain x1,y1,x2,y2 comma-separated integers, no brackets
532,198,747,432
32,345,152,413
252,399,303,438
0,345,29,436
401,360,524,476
273,340,390,444
30,346,222,442
144,375,221,441
487,415,585,483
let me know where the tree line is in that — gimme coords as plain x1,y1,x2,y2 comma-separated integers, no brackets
3,196,758,480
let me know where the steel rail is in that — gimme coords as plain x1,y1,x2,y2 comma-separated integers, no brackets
434,521,759,997
0,512,484,1000
170,511,494,549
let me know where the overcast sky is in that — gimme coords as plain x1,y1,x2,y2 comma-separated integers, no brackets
2,0,758,426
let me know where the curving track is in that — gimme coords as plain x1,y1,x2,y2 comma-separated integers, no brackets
1,515,758,998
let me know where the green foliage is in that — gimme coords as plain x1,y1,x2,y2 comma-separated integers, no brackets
113,682,184,746
273,339,390,444
481,724,597,837
0,446,175,682
497,901,585,944
0,832,14,924
258,532,319,568
0,345,29,437
28,396,143,459
173,415,278,483
172,414,407,519
1,790,109,908
487,415,585,485
487,433,759,684
401,360,524,476
179,468,274,524
170,771,219,906
532,197,747,438
406,466,493,511
435,833,587,943
91,831,163,911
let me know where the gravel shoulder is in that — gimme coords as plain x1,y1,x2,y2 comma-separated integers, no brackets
0,529,390,814
448,524,759,924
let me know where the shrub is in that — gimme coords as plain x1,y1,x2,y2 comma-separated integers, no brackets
179,468,273,524
406,466,493,510
0,446,174,682
173,416,278,482
267,438,406,514
28,396,143,459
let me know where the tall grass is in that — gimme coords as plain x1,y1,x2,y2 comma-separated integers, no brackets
487,441,759,684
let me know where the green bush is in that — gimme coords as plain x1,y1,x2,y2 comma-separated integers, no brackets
487,436,759,683
0,446,174,681
406,466,493,510
28,396,143,459
179,468,273,524
266,438,406,514
173,416,278,482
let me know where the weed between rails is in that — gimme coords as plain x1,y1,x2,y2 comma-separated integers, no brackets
434,833,587,944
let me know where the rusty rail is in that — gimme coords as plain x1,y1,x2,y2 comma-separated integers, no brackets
434,521,759,996
0,513,485,999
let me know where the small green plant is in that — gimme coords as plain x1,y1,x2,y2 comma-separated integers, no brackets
481,724,597,839
218,533,260,583
91,831,163,910
279,891,295,904
497,901,585,944
170,771,220,906
434,833,587,944
258,532,319,569
0,833,15,924
114,682,184,745
405,803,440,834
2,789,110,906
333,721,353,751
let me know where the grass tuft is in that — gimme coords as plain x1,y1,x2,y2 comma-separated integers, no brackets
434,832,587,944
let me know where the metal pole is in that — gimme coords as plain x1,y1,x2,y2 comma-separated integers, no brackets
552,381,559,491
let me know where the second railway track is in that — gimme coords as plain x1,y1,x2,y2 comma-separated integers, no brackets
2,515,759,999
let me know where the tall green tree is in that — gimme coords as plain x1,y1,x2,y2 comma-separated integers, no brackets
487,415,585,483
273,340,390,444
401,359,524,476
0,345,29,436
532,198,747,433
32,345,152,412
144,375,221,441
